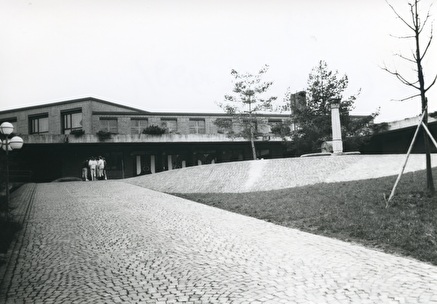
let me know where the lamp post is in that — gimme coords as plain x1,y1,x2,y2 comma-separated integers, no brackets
0,122,24,218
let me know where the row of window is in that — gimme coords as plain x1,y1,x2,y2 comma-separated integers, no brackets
28,111,81,135
2,111,288,135
106,117,206,135
100,118,287,134
19,111,207,135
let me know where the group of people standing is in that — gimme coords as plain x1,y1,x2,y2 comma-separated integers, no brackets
82,156,107,181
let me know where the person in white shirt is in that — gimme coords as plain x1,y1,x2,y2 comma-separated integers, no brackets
97,156,105,180
88,157,97,181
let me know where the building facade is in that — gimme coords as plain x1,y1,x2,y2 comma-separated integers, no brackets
0,98,293,182
362,114,437,154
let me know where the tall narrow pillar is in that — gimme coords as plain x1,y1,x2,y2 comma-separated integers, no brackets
330,100,343,154
167,155,173,170
150,155,156,173
136,155,141,175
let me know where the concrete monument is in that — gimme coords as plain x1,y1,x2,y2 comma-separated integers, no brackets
330,99,343,154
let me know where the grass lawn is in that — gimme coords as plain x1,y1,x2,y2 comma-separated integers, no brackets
175,167,437,266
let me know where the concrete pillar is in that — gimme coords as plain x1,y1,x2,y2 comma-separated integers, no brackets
167,155,173,170
182,160,186,168
330,100,343,154
136,155,141,175
150,155,156,173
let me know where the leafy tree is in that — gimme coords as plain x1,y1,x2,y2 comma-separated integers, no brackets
216,65,277,160
383,0,436,195
284,61,379,155
270,119,293,138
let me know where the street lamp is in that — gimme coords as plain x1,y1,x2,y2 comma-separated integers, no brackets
0,122,23,218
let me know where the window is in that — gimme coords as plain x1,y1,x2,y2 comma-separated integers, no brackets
29,114,49,134
161,118,177,132
189,119,206,134
268,119,282,132
131,118,148,134
99,118,118,133
62,110,83,134
215,118,232,134
242,118,258,131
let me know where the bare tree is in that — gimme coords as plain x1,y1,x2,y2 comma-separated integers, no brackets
384,0,437,195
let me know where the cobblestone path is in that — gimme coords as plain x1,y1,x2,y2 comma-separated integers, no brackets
1,181,437,303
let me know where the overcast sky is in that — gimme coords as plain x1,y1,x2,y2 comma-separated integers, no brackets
0,0,436,123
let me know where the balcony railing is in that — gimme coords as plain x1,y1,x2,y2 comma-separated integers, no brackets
19,133,288,144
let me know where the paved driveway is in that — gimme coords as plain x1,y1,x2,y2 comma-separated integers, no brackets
1,181,437,303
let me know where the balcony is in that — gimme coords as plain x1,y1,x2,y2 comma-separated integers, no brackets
20,133,288,144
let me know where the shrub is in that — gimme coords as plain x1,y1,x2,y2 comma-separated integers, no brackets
271,123,291,137
142,125,166,135
96,130,113,141
70,129,85,137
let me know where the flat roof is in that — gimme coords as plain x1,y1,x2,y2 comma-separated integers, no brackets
0,97,149,115
0,97,291,118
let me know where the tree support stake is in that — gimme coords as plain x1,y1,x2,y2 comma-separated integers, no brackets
387,108,428,204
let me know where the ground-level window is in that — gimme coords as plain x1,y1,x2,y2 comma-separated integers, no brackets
29,114,49,134
62,110,83,134
130,118,148,134
161,118,177,132
99,118,118,133
189,118,206,134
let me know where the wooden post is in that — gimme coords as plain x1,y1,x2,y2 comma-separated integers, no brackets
421,122,437,149
387,109,427,203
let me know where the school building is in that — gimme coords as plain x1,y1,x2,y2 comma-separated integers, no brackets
0,97,293,182
2,96,435,183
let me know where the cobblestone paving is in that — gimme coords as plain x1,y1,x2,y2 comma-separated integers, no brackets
127,155,437,193
1,181,437,303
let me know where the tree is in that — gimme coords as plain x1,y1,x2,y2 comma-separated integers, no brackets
383,0,436,195
285,61,378,155
216,65,277,160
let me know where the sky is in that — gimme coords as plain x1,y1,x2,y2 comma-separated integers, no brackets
0,0,436,123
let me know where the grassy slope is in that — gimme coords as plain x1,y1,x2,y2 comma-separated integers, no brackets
175,168,437,265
